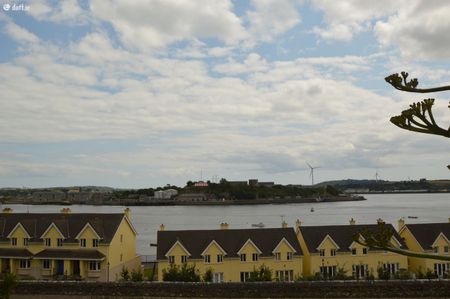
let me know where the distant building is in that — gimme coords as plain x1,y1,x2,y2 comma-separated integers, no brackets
259,182,275,188
175,193,216,202
67,192,93,204
248,179,259,186
193,181,208,187
228,181,248,186
32,192,66,203
154,189,178,200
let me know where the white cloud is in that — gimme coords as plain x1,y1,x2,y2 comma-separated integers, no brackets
375,1,450,60
27,0,86,23
4,21,39,44
90,0,246,49
246,0,301,44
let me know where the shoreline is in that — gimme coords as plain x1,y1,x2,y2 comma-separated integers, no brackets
1,195,366,207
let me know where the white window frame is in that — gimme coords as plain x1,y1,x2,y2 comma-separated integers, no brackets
19,259,31,269
213,272,224,283
181,255,188,263
11,238,17,246
275,252,281,261
80,238,86,247
287,252,293,260
168,255,175,264
240,253,246,262
319,249,325,257
330,249,336,256
44,238,51,247
42,259,51,269
204,255,211,263
252,253,258,261
217,254,223,263
93,239,99,247
89,261,101,271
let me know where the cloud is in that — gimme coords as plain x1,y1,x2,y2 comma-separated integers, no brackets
375,1,450,60
4,21,39,44
90,0,246,49
246,0,301,44
26,0,86,23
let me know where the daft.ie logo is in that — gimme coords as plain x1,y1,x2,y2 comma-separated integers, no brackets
3,3,29,11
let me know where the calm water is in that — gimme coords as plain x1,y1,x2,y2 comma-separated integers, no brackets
3,193,449,255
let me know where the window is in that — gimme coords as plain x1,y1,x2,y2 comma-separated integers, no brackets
352,264,368,279
44,238,51,247
434,263,450,278
120,234,123,243
23,238,29,246
445,246,449,253
362,248,368,255
351,248,357,256
319,249,325,257
287,252,293,260
383,263,400,277
213,272,224,283
42,259,51,269
433,247,439,253
240,254,246,262
19,259,30,269
276,270,294,281
252,253,258,261
204,255,211,263
330,249,336,256
89,261,101,271
181,255,188,263
240,271,251,282
217,254,223,263
11,238,17,246
168,256,175,264
320,266,336,279
80,239,86,247
275,252,281,261
57,238,64,247
93,239,99,247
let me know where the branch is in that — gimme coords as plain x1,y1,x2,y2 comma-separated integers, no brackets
390,99,450,138
385,72,450,93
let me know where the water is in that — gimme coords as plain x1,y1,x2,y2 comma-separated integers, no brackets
3,193,449,255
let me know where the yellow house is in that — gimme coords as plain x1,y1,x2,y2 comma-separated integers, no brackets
157,223,303,282
0,208,140,281
296,219,408,279
398,219,450,277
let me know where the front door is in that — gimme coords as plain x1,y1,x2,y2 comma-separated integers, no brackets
1,259,10,273
73,260,80,276
56,260,64,275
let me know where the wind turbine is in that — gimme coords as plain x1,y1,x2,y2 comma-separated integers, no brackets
306,162,320,185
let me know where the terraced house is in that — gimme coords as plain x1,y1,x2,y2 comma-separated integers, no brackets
0,208,140,281
398,219,450,278
157,223,303,282
296,219,408,279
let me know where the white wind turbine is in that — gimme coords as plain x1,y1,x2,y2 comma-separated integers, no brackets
306,162,320,185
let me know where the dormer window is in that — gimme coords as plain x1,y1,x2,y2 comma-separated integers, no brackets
204,255,211,263
93,239,99,247
444,246,449,253
181,255,188,263
351,248,357,255
362,248,368,255
11,238,17,246
287,252,293,260
168,256,175,264
57,238,64,247
44,238,51,247
252,253,258,261
240,254,246,262
275,252,281,261
433,247,438,253
80,239,86,247
330,249,336,256
217,254,223,263
319,249,325,256
23,238,29,246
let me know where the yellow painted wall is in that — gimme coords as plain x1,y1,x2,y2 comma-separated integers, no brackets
158,239,302,282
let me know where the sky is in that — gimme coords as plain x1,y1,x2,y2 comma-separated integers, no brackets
0,0,449,189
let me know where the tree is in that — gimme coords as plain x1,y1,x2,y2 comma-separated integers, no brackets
247,265,272,282
354,221,450,261
162,264,201,282
0,273,17,299
385,72,449,169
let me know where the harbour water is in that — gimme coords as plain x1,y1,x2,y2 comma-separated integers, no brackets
2,193,449,255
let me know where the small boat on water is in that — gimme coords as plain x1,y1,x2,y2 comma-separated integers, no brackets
251,222,265,228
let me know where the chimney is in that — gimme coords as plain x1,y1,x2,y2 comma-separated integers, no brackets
349,218,356,225
220,222,229,230
377,218,385,224
124,208,131,219
295,219,302,230
159,224,165,231
2,208,13,214
282,221,288,228
60,208,71,214
398,218,405,230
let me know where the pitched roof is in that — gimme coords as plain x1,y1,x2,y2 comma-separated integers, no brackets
0,213,125,243
157,227,302,260
0,248,33,258
299,224,407,253
34,249,105,260
404,223,450,250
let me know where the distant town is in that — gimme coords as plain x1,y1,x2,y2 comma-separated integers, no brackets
1,178,449,206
